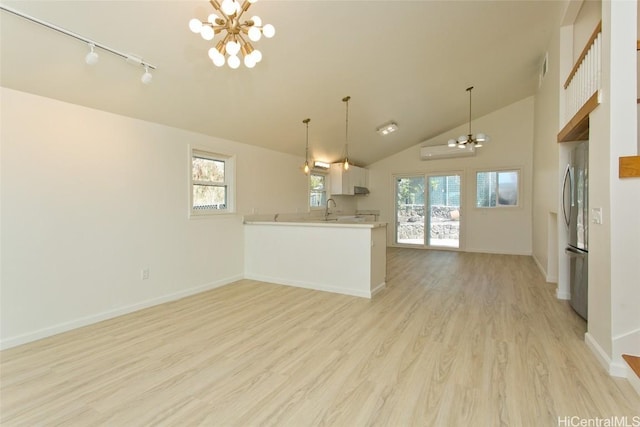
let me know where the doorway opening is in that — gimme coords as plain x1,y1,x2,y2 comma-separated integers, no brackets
395,173,461,248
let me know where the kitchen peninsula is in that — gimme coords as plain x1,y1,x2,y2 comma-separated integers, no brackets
244,218,387,298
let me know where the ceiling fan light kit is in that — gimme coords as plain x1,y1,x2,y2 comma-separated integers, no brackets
447,86,490,149
189,0,275,69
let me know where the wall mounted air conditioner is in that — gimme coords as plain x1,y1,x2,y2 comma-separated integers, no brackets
419,144,475,160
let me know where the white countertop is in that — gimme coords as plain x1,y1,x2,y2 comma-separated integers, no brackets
244,219,387,229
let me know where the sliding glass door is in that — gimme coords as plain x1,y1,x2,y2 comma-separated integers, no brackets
396,176,425,245
395,173,462,248
427,174,461,248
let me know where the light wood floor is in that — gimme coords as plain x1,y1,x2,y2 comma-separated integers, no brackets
1,249,639,426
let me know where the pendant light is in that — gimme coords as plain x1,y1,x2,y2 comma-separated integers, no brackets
302,118,311,175
447,86,489,148
342,95,351,171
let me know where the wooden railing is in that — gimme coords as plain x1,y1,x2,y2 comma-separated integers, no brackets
558,22,602,143
619,40,640,178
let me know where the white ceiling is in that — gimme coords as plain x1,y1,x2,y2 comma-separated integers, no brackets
0,0,565,166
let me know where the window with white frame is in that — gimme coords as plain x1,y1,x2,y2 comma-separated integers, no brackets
190,148,235,216
309,172,327,209
476,169,520,208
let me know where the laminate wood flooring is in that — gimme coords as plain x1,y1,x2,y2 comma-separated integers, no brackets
2,249,639,426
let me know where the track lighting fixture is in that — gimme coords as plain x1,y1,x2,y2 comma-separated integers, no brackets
0,4,157,84
85,43,99,65
141,66,153,85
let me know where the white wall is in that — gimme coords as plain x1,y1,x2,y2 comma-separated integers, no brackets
0,87,309,349
532,24,561,283
572,0,602,63
358,97,534,255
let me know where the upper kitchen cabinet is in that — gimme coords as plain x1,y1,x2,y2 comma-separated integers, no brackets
330,163,369,195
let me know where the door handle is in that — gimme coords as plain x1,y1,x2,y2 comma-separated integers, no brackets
565,246,587,257
562,164,571,227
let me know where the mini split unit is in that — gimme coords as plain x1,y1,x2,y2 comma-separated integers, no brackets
420,144,476,160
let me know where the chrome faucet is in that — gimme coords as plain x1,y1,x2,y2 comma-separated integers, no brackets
325,198,336,219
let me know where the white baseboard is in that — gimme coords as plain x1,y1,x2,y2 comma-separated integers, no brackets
626,364,640,397
465,248,533,256
244,273,377,299
556,288,571,300
371,282,386,297
532,254,547,278
584,332,628,378
0,275,242,351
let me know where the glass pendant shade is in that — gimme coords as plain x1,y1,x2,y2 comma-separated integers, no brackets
221,0,236,15
227,55,241,69
189,18,202,33
226,40,240,56
262,24,275,38
200,26,215,40
251,16,262,26
248,27,261,42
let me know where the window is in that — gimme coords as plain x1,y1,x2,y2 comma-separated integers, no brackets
309,172,327,209
476,169,519,208
190,148,235,216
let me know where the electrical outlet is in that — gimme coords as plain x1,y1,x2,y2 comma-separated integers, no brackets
141,268,149,280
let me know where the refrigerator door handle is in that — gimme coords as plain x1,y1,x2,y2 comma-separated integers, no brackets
565,246,587,256
562,164,572,227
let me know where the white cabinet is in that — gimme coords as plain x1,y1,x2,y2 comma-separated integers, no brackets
330,163,368,195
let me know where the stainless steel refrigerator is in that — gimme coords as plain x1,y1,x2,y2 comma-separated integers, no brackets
562,141,589,320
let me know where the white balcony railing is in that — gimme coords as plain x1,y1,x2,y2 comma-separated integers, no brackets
563,22,602,126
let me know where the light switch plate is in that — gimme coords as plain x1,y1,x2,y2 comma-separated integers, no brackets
591,207,603,224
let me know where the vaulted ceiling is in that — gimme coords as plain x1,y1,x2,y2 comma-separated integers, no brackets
0,1,565,166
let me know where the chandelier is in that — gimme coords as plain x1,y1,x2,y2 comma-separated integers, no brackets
448,86,489,148
188,0,275,69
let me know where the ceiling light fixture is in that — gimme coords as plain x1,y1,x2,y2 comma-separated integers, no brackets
85,43,99,65
302,118,311,175
0,4,157,83
376,122,398,136
342,95,351,171
448,86,489,149
141,66,153,85
189,0,275,69
313,161,330,169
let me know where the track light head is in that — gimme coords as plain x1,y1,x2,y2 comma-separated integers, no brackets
85,43,99,65
141,66,152,84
